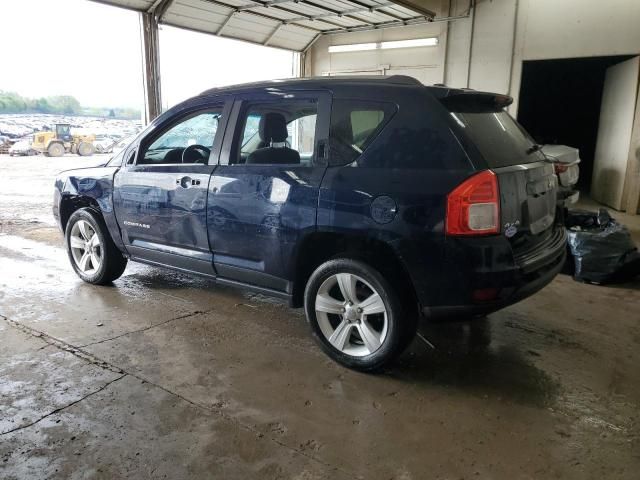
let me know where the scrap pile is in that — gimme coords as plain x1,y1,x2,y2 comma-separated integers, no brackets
565,209,640,284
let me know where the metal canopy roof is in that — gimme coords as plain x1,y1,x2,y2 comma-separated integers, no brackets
91,0,437,51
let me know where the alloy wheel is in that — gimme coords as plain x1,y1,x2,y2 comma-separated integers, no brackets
314,272,388,357
69,219,102,275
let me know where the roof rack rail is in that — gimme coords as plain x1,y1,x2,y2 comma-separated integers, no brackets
386,75,422,85
199,75,424,96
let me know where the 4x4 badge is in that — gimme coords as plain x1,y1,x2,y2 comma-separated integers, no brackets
504,221,520,238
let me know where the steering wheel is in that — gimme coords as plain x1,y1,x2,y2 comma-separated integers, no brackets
181,144,211,164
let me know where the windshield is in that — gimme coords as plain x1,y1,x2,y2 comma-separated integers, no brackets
446,107,544,168
106,149,125,166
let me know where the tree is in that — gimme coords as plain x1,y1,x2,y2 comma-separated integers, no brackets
34,98,51,113
0,91,82,114
0,91,28,113
0,91,140,118
48,96,81,115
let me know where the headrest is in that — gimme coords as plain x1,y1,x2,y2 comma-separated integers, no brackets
259,112,288,144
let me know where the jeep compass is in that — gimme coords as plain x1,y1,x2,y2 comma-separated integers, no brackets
53,76,566,371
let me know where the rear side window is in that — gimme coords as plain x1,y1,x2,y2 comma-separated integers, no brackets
443,100,544,168
231,99,318,166
329,99,396,165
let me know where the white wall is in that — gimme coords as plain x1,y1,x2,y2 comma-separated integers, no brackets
516,0,640,60
459,0,517,94
305,0,450,84
306,0,640,113
508,0,640,112
443,0,474,87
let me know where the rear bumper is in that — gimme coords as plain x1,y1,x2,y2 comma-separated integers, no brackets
419,227,567,319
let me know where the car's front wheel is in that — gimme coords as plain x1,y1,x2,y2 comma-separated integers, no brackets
65,208,127,284
304,258,415,372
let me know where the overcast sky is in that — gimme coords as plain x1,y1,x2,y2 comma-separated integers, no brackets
0,0,295,109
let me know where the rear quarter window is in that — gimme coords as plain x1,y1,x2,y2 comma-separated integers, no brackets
329,99,396,165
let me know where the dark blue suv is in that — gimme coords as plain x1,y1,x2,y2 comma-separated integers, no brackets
53,76,566,371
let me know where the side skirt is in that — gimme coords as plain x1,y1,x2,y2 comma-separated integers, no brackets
128,256,295,305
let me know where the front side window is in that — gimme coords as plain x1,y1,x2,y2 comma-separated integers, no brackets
329,99,396,165
233,99,318,166
138,109,223,165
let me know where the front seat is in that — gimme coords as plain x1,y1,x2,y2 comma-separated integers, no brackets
246,112,300,165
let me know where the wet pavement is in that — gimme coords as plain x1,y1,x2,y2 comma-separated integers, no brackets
1,154,639,479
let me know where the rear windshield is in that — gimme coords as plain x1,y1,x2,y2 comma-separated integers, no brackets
444,102,544,168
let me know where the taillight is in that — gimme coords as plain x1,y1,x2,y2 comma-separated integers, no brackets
554,163,569,174
446,170,500,236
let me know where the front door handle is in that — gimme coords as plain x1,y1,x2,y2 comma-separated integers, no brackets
176,176,201,188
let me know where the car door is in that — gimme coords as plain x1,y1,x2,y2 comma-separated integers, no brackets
208,90,330,293
113,98,231,275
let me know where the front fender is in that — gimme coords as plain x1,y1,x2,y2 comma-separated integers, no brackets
54,166,127,253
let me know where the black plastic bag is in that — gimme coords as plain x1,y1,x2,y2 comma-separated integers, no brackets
566,208,640,284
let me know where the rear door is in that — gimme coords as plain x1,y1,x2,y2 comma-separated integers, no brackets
443,95,562,262
208,90,330,292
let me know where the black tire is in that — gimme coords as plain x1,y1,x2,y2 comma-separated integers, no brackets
65,208,127,284
304,258,416,372
47,142,65,157
77,141,94,156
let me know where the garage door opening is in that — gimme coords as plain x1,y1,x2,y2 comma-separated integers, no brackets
517,55,635,193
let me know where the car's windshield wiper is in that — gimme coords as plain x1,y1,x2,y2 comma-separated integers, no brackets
526,143,542,155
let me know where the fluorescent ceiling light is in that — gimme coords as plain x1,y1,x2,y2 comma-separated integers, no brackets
329,38,438,53
381,38,438,49
328,43,377,53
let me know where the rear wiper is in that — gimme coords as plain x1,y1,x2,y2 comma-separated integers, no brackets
526,143,543,155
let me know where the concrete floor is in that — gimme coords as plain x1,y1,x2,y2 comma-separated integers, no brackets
1,154,639,479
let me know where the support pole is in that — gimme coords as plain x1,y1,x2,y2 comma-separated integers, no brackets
466,0,476,88
140,12,162,124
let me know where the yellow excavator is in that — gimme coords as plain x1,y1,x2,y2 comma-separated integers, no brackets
32,124,96,157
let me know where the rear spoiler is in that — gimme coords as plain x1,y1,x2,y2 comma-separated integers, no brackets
439,91,513,112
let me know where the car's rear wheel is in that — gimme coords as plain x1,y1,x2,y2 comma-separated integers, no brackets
65,208,127,284
304,258,415,372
